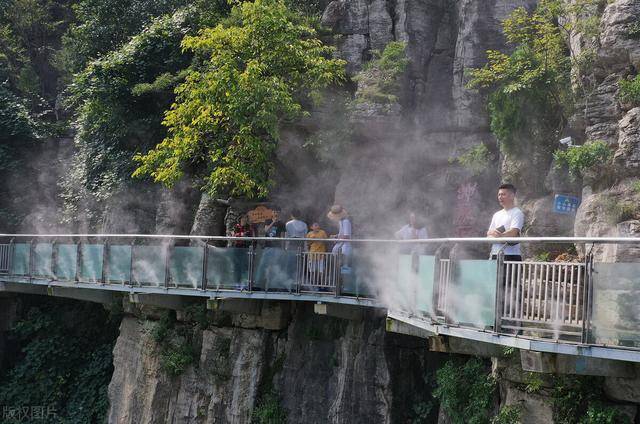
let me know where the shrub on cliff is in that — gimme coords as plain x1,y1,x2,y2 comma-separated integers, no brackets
433,358,496,424
352,41,409,105
552,140,612,178
618,74,640,106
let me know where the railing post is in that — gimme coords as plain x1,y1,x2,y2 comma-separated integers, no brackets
75,241,82,283
295,245,302,294
443,248,456,324
51,240,57,281
8,237,14,275
163,240,172,290
494,250,505,333
201,241,209,291
433,247,444,319
28,238,34,280
129,239,135,287
581,252,594,344
248,243,254,292
101,240,109,285
335,252,343,298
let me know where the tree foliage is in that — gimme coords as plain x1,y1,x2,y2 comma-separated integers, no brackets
353,40,408,104
618,74,640,106
60,9,199,224
553,140,612,178
0,0,73,103
59,0,189,73
468,0,571,153
0,297,121,423
133,0,345,198
433,358,496,424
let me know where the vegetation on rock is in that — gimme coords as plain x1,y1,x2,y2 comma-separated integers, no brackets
551,375,631,424
133,0,345,198
433,358,496,424
468,0,604,188
468,0,571,153
451,143,491,176
553,140,612,178
152,309,198,376
352,41,408,105
618,74,640,106
0,297,122,423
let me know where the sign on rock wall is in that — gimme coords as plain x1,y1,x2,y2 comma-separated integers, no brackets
553,194,580,215
454,182,479,237
247,205,278,224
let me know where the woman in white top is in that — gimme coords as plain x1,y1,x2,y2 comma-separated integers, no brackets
327,205,352,257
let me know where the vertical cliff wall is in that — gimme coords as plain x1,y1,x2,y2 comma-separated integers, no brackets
107,302,443,423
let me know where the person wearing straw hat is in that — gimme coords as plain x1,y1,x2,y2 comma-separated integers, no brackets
327,205,352,258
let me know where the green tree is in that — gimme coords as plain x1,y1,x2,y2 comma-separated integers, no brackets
0,0,74,103
0,297,121,423
133,0,345,198
468,0,571,153
59,0,192,73
61,9,199,225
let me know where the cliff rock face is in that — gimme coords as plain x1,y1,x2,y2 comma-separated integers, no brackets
108,303,441,423
318,0,538,237
574,0,640,256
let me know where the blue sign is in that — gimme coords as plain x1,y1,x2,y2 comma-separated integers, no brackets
554,194,580,214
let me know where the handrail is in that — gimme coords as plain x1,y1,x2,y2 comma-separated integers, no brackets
0,234,640,244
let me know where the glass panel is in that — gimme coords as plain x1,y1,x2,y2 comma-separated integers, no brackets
34,243,53,277
253,248,295,291
170,247,203,288
448,260,497,329
342,251,376,297
55,244,77,280
392,255,436,314
107,245,131,283
207,247,249,289
417,256,436,315
395,254,417,310
132,246,165,286
80,244,103,282
590,263,640,348
11,243,30,275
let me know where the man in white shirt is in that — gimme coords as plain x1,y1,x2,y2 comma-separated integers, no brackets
395,212,428,256
285,208,308,250
395,212,428,240
487,184,525,261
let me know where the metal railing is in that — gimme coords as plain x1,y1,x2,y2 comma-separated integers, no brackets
0,234,639,355
297,251,341,291
0,237,352,297
0,242,11,273
436,258,451,317
499,260,587,339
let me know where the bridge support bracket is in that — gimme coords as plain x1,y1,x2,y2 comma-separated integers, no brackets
520,350,636,378
129,293,186,310
315,302,363,321
385,316,434,339
206,298,262,315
